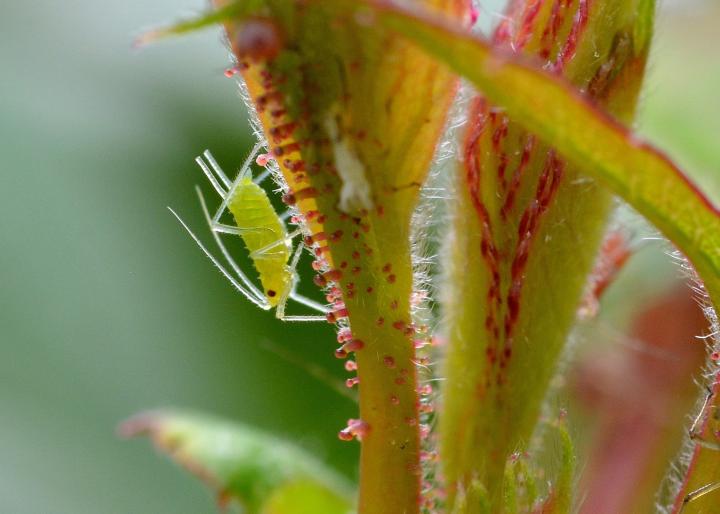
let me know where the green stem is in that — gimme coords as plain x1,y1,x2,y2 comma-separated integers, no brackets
353,299,421,513
324,204,422,514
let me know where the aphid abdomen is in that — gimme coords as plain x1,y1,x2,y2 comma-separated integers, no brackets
228,178,291,306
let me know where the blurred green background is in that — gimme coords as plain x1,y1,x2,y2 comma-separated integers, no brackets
0,1,717,513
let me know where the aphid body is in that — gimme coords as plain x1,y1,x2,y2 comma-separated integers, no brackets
170,143,327,322
228,177,290,305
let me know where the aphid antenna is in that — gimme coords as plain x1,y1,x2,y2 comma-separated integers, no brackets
195,188,269,308
167,206,270,310
201,149,232,189
195,155,227,198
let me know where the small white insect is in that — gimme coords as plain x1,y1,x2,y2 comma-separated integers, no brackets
324,115,373,214
680,386,720,510
169,142,328,322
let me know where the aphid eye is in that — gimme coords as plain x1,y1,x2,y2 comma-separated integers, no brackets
267,289,277,298
233,18,283,61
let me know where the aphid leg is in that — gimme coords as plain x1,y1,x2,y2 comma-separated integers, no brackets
198,147,285,239
691,439,720,451
688,386,720,450
207,214,281,238
210,222,278,238
197,186,261,264
276,241,327,322
682,482,720,510
195,188,270,309
680,386,720,509
167,207,269,310
249,228,304,260
286,233,331,315
211,222,254,236
279,314,330,322
289,290,330,315
192,145,325,322
249,229,329,315
275,241,302,319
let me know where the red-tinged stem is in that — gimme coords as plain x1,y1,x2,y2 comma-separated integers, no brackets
230,50,423,514
325,206,423,514
358,0,720,310
670,379,720,513
351,301,422,513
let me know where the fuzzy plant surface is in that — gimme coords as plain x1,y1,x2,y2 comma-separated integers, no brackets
439,1,654,510
127,1,720,513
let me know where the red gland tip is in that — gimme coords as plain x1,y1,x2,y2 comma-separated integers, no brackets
323,269,343,282
344,339,365,352
337,328,353,343
418,384,432,395
338,428,354,441
255,153,271,166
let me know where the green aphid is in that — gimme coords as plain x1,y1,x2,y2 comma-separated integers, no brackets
170,143,327,321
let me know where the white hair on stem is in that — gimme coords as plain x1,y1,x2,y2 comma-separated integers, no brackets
411,80,474,513
654,248,720,513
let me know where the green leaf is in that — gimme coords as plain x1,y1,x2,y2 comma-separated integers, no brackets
262,480,353,514
354,0,720,306
134,2,251,46
120,410,354,514
550,420,575,514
